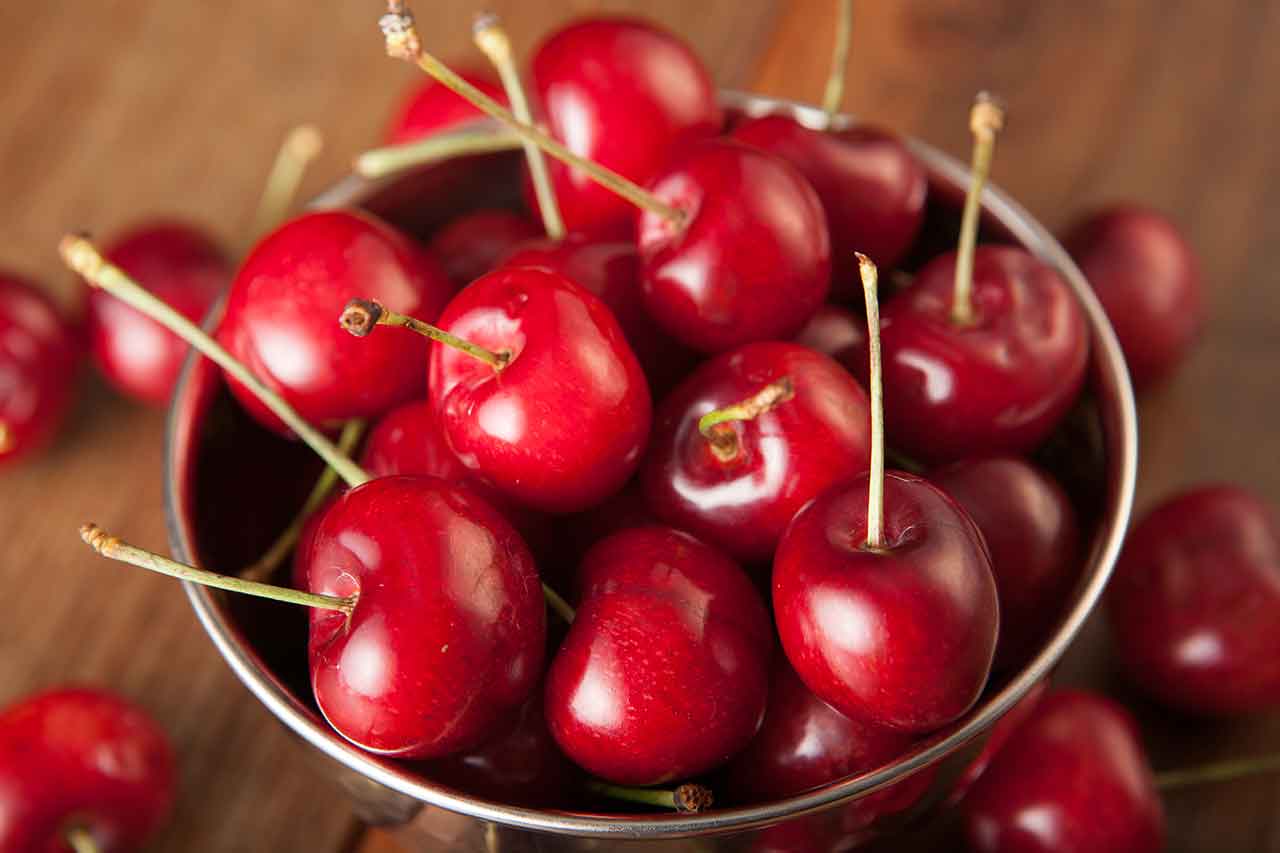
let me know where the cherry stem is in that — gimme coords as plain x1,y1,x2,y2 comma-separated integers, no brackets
474,12,565,240
542,583,575,624
951,92,1005,326
80,524,357,615
821,0,854,124
697,377,795,461
378,1,685,227
60,235,371,489
1155,753,1280,791
858,253,886,551
240,418,367,583
250,125,324,242
340,298,509,370
354,125,522,180
585,780,714,814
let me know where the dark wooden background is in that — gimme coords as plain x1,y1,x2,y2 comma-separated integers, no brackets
2,0,1277,850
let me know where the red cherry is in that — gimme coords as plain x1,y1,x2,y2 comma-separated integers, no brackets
547,481,655,591
0,687,175,852
731,117,926,297
427,209,540,288
545,526,771,785
947,679,1049,807
429,266,651,514
1106,484,1280,715
1064,204,1203,390
793,303,865,363
291,493,337,590
308,475,545,758
641,341,871,563
962,689,1164,853
932,457,1081,670
529,18,721,237
86,222,229,406
0,272,80,465
638,139,831,352
216,210,454,434
384,67,508,145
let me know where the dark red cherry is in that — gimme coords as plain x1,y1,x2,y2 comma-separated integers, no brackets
216,210,454,434
308,475,545,758
932,457,1081,670
947,679,1049,807
429,266,651,514
85,222,229,406
1064,204,1203,390
962,689,1164,853
0,686,175,852
529,18,721,238
731,116,926,299
545,526,771,784
384,67,508,145
637,139,831,353
0,272,80,465
773,472,999,733
863,246,1089,464
1106,484,1280,716
641,342,871,563
793,303,865,363
427,209,540,289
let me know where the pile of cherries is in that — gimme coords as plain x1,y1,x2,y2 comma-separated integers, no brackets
3,2,1278,851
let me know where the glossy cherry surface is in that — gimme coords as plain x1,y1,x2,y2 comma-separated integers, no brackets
774,472,999,733
947,679,1048,807
861,246,1089,464
932,456,1081,670
638,140,831,353
427,210,540,289
86,222,229,406
530,17,721,237
0,687,175,852
1106,484,1280,715
962,689,1164,853
429,265,651,514
642,342,871,563
793,303,865,364
1064,204,1203,390
731,116,926,299
384,68,508,145
545,526,771,785
216,209,453,434
0,272,79,465
308,475,545,758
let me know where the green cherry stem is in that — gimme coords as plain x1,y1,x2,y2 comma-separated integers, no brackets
1155,753,1280,791
697,377,794,461
951,92,1005,326
821,0,854,125
585,780,714,814
340,298,509,370
354,125,523,180
858,252,886,551
250,125,324,242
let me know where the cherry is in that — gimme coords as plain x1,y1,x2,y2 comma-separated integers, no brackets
1063,204,1203,390
1106,484,1280,715
641,341,871,564
215,209,454,434
932,457,1081,670
946,678,1049,807
426,209,540,288
0,686,175,853
793,303,865,363
773,255,998,734
546,481,655,593
383,67,507,145
961,689,1164,853
545,525,771,785
0,272,80,465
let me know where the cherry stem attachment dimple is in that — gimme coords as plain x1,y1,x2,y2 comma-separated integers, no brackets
60,235,370,489
858,253,886,551
1155,753,1280,791
951,92,1005,326
64,827,100,853
585,780,714,814
474,12,565,240
354,125,522,180
340,298,509,370
378,1,685,227
80,524,357,615
250,125,324,242
697,377,795,461
821,0,854,124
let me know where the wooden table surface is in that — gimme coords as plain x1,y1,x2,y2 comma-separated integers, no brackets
3,0,1278,850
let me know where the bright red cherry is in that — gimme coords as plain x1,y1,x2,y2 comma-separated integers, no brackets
529,18,722,237
0,687,175,852
427,209,539,289
642,342,871,564
638,139,832,353
216,210,454,434
1106,484,1280,716
1064,204,1203,390
85,222,229,406
932,457,1081,670
428,266,651,514
384,67,508,145
793,303,865,363
962,689,1164,853
545,526,771,785
0,272,79,465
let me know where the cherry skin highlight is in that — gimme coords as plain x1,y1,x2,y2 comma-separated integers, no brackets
427,209,540,289
384,67,508,145
1106,484,1280,716
793,303,866,364
545,526,771,785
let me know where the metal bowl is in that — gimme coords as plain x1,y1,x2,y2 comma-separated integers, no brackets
164,91,1137,851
